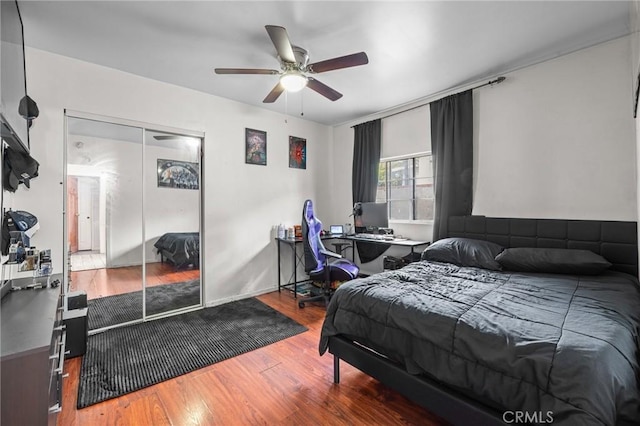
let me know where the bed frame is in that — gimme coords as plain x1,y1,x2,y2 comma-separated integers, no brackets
328,215,638,425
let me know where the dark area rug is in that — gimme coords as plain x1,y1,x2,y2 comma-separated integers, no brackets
78,297,307,408
87,279,200,330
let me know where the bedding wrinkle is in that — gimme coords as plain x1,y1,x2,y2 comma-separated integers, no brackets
450,280,508,357
543,279,580,393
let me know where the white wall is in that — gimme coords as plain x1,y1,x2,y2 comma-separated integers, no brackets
69,134,144,268
330,36,636,273
631,1,640,272
14,35,638,294
16,47,333,305
473,36,636,220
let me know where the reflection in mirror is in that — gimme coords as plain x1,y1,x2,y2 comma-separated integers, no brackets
144,131,201,317
66,117,144,329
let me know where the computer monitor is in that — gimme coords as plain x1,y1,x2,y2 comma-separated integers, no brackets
354,202,388,232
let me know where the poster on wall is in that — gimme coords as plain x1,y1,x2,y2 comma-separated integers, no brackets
245,128,267,165
289,136,306,169
157,159,199,190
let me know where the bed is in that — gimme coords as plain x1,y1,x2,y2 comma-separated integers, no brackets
319,216,640,425
154,232,199,268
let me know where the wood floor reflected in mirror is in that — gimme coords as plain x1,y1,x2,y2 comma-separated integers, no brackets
69,262,200,300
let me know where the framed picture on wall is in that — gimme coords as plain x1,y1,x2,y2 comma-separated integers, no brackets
157,159,199,190
245,128,267,165
289,136,306,169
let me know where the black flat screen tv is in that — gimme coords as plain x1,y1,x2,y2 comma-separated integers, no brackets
1,0,30,153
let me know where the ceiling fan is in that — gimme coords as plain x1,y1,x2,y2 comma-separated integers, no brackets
214,25,369,103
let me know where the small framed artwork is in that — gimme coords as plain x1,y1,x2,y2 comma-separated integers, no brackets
157,159,199,190
289,136,306,169
245,128,267,165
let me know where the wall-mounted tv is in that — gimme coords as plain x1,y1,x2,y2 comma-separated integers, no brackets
1,0,30,153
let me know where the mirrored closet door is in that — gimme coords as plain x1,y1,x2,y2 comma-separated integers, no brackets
144,130,201,317
65,113,203,331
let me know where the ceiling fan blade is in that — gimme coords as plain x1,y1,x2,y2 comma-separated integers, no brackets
308,52,369,73
215,68,279,75
263,82,285,103
307,77,343,101
265,25,296,63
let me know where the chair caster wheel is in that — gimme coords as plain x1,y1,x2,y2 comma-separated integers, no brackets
298,301,305,308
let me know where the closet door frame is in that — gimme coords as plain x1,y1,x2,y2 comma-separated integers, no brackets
63,110,205,331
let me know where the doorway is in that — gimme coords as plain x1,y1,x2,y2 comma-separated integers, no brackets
68,175,105,271
64,111,203,332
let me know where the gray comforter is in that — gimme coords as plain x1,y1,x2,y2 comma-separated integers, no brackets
319,261,640,425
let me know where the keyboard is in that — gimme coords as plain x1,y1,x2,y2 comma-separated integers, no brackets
355,233,394,241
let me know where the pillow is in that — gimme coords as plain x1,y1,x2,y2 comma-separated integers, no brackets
495,248,612,275
421,237,504,271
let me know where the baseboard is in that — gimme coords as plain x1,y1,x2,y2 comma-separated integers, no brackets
205,286,277,308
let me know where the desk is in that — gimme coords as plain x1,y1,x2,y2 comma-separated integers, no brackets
344,235,430,260
276,236,354,296
276,237,304,297
276,236,429,296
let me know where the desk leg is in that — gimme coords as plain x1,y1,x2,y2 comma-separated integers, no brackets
277,239,282,292
292,242,297,298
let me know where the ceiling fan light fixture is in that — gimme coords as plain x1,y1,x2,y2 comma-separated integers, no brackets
280,71,307,92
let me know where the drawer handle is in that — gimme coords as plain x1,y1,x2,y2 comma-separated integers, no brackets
55,333,67,373
48,404,62,414
53,325,66,331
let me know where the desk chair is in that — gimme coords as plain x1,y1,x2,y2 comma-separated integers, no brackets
299,199,359,308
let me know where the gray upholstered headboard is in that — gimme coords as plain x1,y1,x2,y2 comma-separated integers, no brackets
448,216,638,276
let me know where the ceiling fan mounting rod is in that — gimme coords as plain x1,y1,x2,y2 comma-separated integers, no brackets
281,62,302,73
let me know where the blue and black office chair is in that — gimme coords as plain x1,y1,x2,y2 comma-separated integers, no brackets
298,199,359,308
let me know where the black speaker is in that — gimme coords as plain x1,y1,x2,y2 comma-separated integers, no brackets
63,308,88,359
383,256,405,270
65,290,87,310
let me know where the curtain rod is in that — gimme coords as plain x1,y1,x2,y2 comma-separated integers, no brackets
351,76,506,128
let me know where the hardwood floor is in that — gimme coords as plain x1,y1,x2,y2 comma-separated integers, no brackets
57,291,447,426
70,262,200,299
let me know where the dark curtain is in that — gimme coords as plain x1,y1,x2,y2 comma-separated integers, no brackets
352,119,387,262
352,119,381,205
430,90,473,241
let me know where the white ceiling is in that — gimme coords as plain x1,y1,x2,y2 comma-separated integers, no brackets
19,1,631,126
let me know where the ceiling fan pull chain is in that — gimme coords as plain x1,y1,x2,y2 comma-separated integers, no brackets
300,92,304,117
284,91,288,123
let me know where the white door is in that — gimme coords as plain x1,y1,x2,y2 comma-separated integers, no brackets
77,178,93,251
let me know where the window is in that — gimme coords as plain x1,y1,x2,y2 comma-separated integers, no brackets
375,154,434,221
